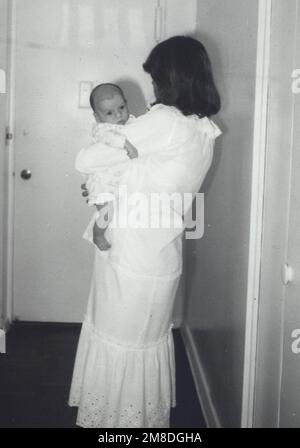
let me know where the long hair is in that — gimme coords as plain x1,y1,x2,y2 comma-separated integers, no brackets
143,36,221,117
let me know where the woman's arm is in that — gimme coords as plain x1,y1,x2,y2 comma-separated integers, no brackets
76,107,176,177
122,108,221,160
120,106,177,157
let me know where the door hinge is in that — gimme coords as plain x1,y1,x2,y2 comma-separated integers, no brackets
154,1,163,42
0,329,6,354
281,263,294,285
5,126,13,145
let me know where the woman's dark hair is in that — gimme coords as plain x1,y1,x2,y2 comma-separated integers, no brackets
143,35,221,117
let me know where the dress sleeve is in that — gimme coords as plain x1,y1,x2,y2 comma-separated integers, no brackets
113,120,220,249
76,107,177,174
120,106,177,157
75,142,129,174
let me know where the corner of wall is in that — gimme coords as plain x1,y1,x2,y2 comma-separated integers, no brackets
180,322,221,428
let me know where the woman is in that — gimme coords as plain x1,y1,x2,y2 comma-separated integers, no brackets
68,35,221,428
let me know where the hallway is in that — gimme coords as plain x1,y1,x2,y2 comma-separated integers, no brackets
0,322,206,428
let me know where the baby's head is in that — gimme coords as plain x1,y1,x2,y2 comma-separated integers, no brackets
90,83,129,125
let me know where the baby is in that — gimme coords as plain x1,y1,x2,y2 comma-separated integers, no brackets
77,83,138,251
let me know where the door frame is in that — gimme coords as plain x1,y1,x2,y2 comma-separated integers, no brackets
2,0,16,329
252,0,300,427
241,0,272,428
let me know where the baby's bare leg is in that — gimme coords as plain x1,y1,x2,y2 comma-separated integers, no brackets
93,223,111,251
93,201,113,251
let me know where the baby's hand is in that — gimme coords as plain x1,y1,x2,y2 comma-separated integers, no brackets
124,139,138,159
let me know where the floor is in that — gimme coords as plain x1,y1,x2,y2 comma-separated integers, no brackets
0,322,206,428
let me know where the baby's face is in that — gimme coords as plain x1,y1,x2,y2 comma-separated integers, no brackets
94,93,129,125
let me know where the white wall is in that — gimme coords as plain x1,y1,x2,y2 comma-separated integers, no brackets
182,0,259,427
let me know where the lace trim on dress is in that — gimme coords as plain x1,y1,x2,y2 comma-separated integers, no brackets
68,320,176,428
70,391,171,428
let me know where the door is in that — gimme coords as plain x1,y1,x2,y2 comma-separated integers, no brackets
253,0,300,428
278,1,300,426
11,0,197,322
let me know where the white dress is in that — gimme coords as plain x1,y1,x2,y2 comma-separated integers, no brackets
68,104,221,428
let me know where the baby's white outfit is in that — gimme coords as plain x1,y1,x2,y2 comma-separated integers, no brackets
84,115,136,206
76,115,136,240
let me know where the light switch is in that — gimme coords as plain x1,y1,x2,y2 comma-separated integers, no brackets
79,81,93,108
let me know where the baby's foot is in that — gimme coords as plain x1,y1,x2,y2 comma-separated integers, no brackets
94,234,111,251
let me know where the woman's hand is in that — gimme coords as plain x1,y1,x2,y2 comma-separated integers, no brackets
81,183,89,202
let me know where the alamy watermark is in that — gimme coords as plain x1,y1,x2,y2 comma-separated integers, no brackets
291,69,300,94
94,184,205,240
291,329,300,354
